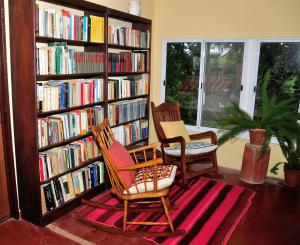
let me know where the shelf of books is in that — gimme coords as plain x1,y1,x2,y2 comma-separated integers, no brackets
34,0,108,220
9,0,151,226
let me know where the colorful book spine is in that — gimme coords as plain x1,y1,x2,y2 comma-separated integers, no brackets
36,78,104,112
111,119,148,145
36,6,103,43
108,98,147,126
107,75,149,100
40,161,104,214
38,107,105,148
37,43,105,75
108,25,150,48
108,51,146,73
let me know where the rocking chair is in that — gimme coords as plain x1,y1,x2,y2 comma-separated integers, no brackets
151,101,223,187
81,119,183,237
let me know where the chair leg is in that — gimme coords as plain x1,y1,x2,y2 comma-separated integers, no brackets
210,152,223,179
161,196,174,232
123,200,128,231
181,159,188,186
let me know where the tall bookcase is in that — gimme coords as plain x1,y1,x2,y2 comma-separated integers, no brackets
9,0,151,226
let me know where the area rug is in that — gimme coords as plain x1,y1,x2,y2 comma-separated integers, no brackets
77,177,255,245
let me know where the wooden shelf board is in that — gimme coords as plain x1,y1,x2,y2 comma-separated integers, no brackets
107,94,148,103
38,101,105,117
110,116,147,128
108,71,149,76
36,73,105,81
38,132,92,152
108,44,149,51
36,36,105,46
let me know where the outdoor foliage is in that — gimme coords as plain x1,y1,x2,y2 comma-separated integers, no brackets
216,70,300,155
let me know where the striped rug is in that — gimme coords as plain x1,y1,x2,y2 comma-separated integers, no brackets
77,177,255,245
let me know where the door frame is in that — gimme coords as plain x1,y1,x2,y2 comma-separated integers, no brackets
0,0,19,220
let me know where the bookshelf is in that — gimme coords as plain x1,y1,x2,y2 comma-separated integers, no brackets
9,0,151,226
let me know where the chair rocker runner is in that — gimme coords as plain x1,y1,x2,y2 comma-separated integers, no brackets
151,101,223,187
80,119,183,237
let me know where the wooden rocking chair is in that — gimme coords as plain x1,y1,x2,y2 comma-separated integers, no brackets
80,119,183,237
151,101,223,187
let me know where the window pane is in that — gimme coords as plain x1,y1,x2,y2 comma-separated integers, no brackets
165,42,201,125
255,42,300,114
201,42,244,128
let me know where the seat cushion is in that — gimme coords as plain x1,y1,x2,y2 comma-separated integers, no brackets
160,120,191,146
125,165,177,194
107,140,135,189
164,141,217,157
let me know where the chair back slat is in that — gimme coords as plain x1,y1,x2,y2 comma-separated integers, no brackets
151,101,181,141
92,119,130,196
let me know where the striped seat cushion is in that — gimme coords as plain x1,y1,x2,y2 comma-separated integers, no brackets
164,141,217,157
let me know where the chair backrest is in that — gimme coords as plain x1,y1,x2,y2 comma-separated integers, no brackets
91,119,127,197
151,101,181,141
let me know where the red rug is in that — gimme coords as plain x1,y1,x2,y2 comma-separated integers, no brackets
77,177,255,245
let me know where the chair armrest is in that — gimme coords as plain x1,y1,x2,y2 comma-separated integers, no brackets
189,131,217,144
161,136,186,147
117,158,163,171
127,142,161,154
161,136,186,157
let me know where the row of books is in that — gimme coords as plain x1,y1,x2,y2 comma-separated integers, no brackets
38,107,104,148
36,43,104,75
39,136,100,182
108,76,149,100
37,78,104,112
36,4,104,43
108,98,147,126
108,51,146,73
108,25,150,48
41,161,104,213
112,119,148,146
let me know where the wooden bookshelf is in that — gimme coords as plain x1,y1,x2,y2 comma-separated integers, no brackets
9,0,151,226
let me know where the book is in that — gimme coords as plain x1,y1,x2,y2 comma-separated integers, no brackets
42,183,56,211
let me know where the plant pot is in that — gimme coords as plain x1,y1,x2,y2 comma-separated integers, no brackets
284,164,300,187
240,143,271,184
249,128,266,146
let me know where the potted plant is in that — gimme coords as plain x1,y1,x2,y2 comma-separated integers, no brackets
271,134,300,186
216,70,300,184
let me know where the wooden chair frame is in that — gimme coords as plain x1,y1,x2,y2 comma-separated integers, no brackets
80,119,183,237
151,101,223,187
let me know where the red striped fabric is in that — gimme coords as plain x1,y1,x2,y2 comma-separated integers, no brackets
77,177,255,245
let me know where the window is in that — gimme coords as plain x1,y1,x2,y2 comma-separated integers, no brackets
201,42,244,128
255,42,300,114
163,40,245,129
165,42,201,125
162,39,300,131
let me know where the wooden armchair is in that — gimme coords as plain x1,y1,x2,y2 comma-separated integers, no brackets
86,119,183,236
151,101,223,187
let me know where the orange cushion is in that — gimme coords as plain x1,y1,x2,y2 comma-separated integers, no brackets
107,140,135,189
